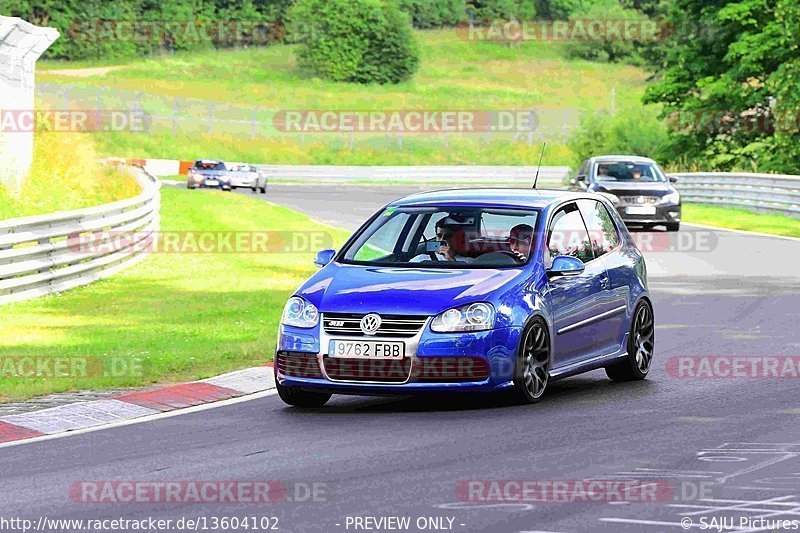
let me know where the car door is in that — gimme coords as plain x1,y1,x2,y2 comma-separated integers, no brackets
577,199,628,353
543,202,610,368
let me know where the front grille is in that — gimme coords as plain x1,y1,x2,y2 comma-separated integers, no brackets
413,357,490,382
276,351,322,378
323,313,427,338
618,196,660,206
323,357,411,383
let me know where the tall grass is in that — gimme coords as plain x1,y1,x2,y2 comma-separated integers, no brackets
0,134,140,219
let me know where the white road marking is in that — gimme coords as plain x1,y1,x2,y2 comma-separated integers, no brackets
0,400,158,434
202,366,275,393
0,389,279,449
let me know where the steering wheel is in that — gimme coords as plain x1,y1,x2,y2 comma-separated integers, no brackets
472,250,526,265
498,250,527,263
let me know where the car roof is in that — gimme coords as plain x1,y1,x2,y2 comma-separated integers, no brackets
590,155,657,164
387,188,597,209
196,159,223,164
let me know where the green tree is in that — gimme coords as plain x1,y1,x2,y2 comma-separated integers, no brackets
396,0,466,28
644,0,800,172
287,0,420,84
567,106,669,167
564,0,648,64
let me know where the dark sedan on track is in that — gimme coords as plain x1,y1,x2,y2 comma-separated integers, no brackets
187,159,232,190
569,155,681,231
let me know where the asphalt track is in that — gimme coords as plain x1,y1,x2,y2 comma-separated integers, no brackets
1,184,799,533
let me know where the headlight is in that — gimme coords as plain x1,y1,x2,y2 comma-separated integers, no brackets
431,302,495,333
660,191,680,204
281,296,319,328
219,176,230,182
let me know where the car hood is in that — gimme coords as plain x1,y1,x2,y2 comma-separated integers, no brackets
296,263,528,315
592,181,672,197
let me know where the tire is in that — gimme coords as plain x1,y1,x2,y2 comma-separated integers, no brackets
511,318,551,403
251,186,256,192
187,185,195,189
666,223,680,232
605,300,654,381
260,186,267,194
276,381,331,408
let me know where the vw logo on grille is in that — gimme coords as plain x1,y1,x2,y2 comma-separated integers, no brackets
360,313,382,335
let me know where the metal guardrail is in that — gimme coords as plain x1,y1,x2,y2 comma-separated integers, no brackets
672,172,800,217
0,167,160,304
253,165,569,184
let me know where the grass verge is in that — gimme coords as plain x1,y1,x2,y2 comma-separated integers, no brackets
0,186,350,402
683,203,800,238
0,134,140,219
37,30,649,166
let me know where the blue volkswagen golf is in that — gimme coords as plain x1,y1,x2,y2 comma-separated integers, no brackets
275,189,653,407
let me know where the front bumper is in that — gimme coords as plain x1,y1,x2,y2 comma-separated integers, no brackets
276,324,521,395
616,204,681,225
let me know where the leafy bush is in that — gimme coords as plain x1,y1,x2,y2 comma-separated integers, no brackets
1,0,280,60
564,0,648,64
397,0,466,28
567,106,670,167
468,0,537,22
533,0,589,19
287,0,419,84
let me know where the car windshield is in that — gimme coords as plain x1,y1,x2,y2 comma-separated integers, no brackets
194,161,226,171
594,161,666,182
340,207,539,268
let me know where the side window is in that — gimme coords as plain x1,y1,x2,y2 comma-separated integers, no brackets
547,203,594,265
577,200,620,259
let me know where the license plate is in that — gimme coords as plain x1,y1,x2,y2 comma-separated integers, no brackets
205,180,219,186
626,206,656,215
329,340,405,359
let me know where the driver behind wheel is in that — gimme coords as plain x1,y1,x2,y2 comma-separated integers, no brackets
411,219,472,263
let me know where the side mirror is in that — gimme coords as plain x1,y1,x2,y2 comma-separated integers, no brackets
668,175,678,183
314,249,336,268
576,174,587,182
547,255,585,278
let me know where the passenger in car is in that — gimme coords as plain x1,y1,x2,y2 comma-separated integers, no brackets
508,224,534,260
